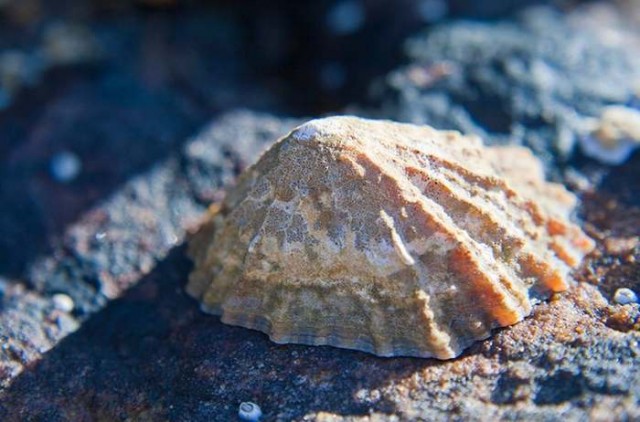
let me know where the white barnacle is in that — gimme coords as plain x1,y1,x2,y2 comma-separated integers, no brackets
613,288,638,305
579,106,640,165
238,402,262,422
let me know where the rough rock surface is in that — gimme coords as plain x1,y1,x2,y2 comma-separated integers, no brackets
376,6,640,173
0,110,301,401
0,110,639,421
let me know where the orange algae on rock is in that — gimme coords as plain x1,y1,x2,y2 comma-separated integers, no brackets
187,116,595,359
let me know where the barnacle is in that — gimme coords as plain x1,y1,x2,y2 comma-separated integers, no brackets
580,105,640,165
187,116,594,359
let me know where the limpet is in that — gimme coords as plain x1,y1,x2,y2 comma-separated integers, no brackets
187,116,594,359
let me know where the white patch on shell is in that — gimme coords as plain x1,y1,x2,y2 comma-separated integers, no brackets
379,210,416,266
292,121,320,142
291,116,353,142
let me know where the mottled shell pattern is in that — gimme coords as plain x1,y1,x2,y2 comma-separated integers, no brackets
187,116,594,359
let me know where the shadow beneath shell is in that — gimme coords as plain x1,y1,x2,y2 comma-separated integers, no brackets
0,245,456,421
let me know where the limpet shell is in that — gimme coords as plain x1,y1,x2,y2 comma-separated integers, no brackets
187,116,594,359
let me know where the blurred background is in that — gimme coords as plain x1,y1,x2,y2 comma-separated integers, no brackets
0,0,603,116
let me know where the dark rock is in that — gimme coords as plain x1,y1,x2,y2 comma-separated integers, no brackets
26,110,301,314
0,110,301,395
232,0,578,112
0,279,79,390
0,3,282,279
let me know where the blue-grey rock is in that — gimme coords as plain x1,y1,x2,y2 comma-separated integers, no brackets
377,7,640,173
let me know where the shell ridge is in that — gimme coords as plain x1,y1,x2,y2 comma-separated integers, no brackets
379,209,416,266
404,163,555,307
424,153,580,292
358,150,530,337
420,150,515,197
343,148,463,356
409,193,528,327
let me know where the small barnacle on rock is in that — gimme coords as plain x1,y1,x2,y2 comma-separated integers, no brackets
579,105,640,165
51,293,75,313
187,116,594,359
238,402,262,422
613,288,638,305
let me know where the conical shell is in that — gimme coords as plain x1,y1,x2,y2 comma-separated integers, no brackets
187,116,594,359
